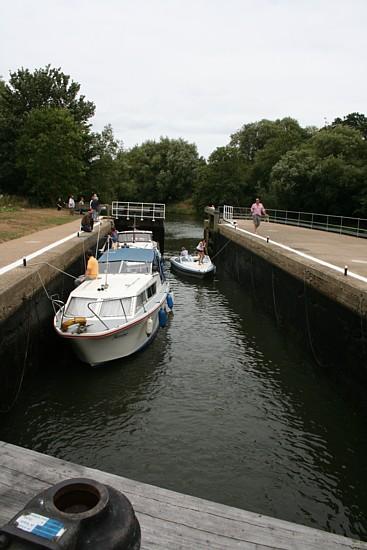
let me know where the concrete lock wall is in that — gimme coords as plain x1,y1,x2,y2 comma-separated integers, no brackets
212,232,367,382
0,228,108,409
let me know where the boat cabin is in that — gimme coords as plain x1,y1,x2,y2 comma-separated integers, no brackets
98,248,160,275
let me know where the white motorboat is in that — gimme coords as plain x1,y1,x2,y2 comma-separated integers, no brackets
117,230,159,251
53,248,172,366
170,254,216,279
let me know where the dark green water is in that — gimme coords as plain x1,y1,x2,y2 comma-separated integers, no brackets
1,217,367,540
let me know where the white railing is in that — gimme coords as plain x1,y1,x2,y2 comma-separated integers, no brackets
221,206,367,238
223,205,234,222
111,202,166,221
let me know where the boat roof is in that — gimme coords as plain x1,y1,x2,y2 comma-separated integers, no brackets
99,248,155,263
70,273,154,299
119,230,153,235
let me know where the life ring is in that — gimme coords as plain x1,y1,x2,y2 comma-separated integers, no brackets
61,317,87,332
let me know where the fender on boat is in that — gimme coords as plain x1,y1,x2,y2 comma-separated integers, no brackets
61,316,87,332
158,308,167,328
166,293,174,310
146,317,153,335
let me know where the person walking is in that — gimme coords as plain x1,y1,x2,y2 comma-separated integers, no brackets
250,197,266,233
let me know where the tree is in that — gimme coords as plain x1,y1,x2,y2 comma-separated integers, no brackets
16,107,86,204
270,126,367,215
0,65,95,198
332,112,367,140
86,124,124,203
228,118,310,204
193,146,249,211
1,65,95,124
122,137,200,203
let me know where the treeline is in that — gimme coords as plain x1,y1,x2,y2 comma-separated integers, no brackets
0,65,366,217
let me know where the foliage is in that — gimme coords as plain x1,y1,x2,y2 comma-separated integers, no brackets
193,146,248,211
85,124,124,203
1,65,95,124
16,107,86,204
270,126,367,215
119,137,200,203
332,112,367,140
0,65,95,199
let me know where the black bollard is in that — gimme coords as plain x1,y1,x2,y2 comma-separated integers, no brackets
0,477,141,549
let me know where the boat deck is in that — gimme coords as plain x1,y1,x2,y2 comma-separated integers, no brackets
1,442,366,549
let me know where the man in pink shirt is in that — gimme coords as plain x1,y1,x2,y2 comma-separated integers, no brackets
250,198,266,233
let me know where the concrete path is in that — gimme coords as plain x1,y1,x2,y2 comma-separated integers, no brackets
237,219,367,279
0,219,103,274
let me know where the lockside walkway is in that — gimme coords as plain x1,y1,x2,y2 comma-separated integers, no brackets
1,441,367,550
216,219,367,318
0,218,110,321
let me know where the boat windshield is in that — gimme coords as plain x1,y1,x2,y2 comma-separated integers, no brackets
99,298,132,317
99,261,151,274
64,297,133,318
65,298,97,317
118,232,152,243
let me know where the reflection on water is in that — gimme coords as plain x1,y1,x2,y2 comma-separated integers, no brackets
1,216,367,540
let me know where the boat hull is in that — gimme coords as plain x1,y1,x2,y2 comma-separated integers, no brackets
170,258,215,279
62,307,162,367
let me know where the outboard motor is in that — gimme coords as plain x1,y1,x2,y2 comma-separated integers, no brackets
0,478,141,549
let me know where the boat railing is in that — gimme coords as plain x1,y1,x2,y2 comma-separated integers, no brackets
111,201,166,221
51,298,64,316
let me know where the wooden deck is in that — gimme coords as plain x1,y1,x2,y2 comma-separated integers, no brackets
1,442,366,549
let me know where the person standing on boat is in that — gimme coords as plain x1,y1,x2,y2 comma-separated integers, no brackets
75,250,99,286
196,239,207,264
250,197,266,233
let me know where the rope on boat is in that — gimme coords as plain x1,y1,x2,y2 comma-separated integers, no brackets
0,294,32,413
303,270,326,368
95,221,102,258
210,238,231,261
271,267,280,326
23,260,77,280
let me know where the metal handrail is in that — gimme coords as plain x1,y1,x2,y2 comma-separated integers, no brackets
221,205,367,238
111,201,166,220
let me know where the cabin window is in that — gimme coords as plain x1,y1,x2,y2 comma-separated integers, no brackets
100,298,132,317
65,298,97,318
99,261,121,274
120,261,150,274
135,233,151,242
118,234,133,243
136,292,146,310
146,283,157,298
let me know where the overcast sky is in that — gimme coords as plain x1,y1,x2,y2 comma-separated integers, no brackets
1,0,366,158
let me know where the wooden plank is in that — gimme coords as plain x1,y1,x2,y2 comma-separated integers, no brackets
0,442,366,549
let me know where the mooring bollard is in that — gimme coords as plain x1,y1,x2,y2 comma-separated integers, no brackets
344,265,348,276
22,258,27,267
0,477,141,549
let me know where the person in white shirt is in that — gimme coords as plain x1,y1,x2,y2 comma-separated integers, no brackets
68,195,75,215
250,198,266,233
